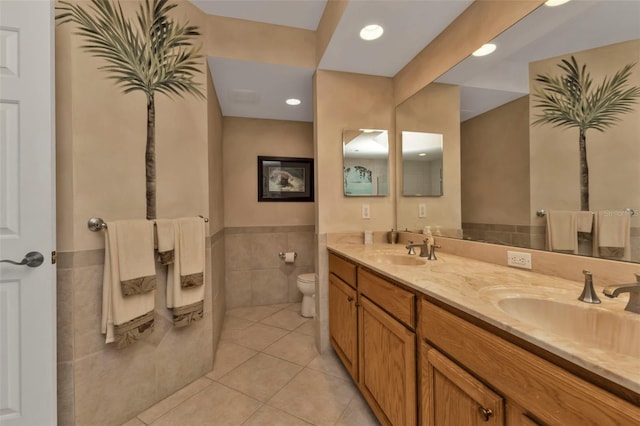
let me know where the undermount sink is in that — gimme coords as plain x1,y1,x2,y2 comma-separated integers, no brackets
497,297,640,358
365,253,427,266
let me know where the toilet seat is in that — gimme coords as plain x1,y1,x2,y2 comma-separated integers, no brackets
298,273,315,284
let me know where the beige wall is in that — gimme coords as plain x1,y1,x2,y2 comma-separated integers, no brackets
206,14,316,68
222,117,315,228
314,70,395,351
56,0,210,252
394,0,544,106
55,2,225,425
461,95,530,226
529,40,640,228
395,83,461,234
315,70,395,234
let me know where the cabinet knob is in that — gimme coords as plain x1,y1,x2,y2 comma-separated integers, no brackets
347,296,354,302
478,406,493,422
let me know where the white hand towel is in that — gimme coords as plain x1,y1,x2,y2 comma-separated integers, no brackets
178,217,205,287
546,210,578,253
115,220,156,295
101,221,156,346
156,219,175,265
576,211,594,233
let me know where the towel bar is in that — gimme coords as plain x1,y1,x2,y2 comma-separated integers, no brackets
536,208,635,217
88,216,210,232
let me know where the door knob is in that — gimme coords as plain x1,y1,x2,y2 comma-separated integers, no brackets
0,251,44,268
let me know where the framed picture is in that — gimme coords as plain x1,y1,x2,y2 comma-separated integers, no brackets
258,156,314,202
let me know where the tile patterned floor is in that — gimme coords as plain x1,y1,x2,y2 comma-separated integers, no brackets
122,303,379,426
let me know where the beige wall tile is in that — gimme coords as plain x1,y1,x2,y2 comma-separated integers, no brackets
57,268,74,362
251,233,288,270
155,319,214,400
226,270,253,308
225,233,252,271
72,265,105,358
57,361,74,426
74,343,157,426
287,231,315,267
251,269,288,305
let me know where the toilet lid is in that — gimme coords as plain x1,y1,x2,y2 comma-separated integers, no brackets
298,273,315,284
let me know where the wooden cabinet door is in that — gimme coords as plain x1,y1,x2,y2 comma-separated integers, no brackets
360,296,416,426
421,342,504,426
329,273,358,381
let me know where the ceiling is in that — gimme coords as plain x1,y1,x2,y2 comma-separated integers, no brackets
193,0,640,123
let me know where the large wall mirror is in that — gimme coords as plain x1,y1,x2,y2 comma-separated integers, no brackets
402,131,443,197
343,129,389,196
396,0,640,263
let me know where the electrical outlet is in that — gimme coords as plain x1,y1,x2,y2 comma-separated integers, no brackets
362,204,370,219
418,203,426,218
507,251,532,269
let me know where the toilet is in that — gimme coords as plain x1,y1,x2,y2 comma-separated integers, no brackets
296,273,316,318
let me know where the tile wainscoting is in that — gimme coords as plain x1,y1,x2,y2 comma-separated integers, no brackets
56,230,226,426
225,226,315,309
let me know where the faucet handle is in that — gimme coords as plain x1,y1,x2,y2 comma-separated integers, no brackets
579,270,600,304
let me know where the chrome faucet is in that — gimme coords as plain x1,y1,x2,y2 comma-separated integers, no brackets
406,239,429,257
578,270,601,304
603,273,640,314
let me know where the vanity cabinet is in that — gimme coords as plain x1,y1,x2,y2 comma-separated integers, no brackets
328,253,358,381
328,272,358,381
421,341,504,426
328,253,417,426
420,299,640,426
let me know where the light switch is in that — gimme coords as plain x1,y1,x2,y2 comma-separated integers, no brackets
418,203,426,218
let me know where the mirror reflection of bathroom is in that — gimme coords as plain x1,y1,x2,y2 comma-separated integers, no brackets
402,131,443,196
342,129,389,196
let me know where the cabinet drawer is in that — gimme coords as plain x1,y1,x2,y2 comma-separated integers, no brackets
329,252,357,288
358,268,415,329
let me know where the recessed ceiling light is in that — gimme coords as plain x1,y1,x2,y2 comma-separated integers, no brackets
545,0,570,7
286,98,301,106
472,43,496,57
418,153,427,157
360,24,384,41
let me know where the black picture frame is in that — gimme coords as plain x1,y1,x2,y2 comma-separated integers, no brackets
258,156,314,202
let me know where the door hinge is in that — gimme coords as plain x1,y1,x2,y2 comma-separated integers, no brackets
51,251,57,265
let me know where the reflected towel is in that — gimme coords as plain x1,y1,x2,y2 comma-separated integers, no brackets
545,210,578,253
593,211,630,260
166,217,206,326
102,221,155,348
156,219,175,265
576,211,594,233
116,220,156,296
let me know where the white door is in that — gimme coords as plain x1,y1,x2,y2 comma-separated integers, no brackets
0,0,57,425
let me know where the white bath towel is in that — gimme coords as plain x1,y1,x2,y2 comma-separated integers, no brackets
546,210,578,253
101,221,156,346
594,211,631,260
166,217,206,326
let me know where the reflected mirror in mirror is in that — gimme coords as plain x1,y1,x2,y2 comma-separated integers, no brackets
402,131,443,196
343,129,389,196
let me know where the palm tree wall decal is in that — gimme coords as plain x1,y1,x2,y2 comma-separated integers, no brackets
532,55,640,211
56,0,204,219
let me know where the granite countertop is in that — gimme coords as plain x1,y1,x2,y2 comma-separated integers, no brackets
327,242,640,396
